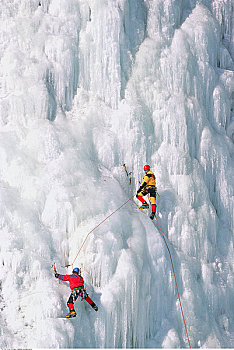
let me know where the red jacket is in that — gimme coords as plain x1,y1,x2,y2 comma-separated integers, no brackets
58,273,84,290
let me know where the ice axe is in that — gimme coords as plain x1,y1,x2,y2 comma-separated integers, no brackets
52,262,57,274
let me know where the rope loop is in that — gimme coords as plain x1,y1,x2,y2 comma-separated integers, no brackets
68,195,135,267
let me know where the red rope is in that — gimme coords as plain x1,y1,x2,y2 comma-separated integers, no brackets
68,195,135,268
154,215,191,348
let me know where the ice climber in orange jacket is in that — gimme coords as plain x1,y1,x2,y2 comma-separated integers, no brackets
136,164,157,220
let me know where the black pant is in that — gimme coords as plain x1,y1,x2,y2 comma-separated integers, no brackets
141,187,156,199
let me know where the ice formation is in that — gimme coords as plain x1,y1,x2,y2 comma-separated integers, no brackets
0,0,233,348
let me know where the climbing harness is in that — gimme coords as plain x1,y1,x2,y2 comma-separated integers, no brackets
71,287,87,301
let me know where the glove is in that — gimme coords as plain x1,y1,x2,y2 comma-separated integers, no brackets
55,273,59,278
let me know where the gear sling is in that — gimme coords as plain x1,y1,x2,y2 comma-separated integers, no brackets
68,285,97,311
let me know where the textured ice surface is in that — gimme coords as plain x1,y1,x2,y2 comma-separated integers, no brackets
0,0,233,348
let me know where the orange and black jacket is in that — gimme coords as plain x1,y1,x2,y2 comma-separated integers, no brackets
137,170,156,193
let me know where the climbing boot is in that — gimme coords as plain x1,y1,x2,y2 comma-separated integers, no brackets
139,202,149,209
150,213,155,220
66,309,76,318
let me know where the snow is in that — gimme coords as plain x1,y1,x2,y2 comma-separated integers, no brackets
0,0,233,348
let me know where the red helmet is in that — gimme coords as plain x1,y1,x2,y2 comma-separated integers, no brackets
144,164,150,171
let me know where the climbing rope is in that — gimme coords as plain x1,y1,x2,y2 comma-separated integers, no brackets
67,194,135,268
154,215,191,349
134,195,191,348
65,190,191,348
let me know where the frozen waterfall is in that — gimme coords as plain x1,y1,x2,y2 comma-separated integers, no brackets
0,0,233,348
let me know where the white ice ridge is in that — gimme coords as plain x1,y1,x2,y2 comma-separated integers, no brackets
0,0,233,348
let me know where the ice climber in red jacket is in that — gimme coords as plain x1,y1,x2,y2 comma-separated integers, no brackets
55,267,98,318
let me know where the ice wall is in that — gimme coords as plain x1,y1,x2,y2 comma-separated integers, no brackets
0,0,233,348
